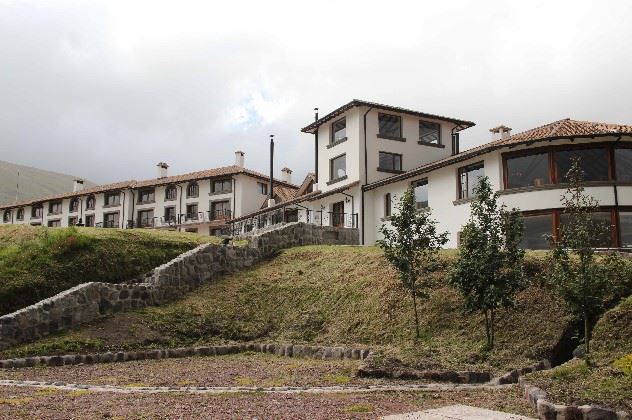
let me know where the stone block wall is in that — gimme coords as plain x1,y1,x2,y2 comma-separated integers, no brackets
0,223,358,350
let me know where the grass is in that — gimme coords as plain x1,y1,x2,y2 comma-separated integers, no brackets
0,225,225,315
3,246,575,374
528,295,632,412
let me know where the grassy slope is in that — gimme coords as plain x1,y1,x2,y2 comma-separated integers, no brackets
528,296,632,412
3,246,573,374
0,225,221,315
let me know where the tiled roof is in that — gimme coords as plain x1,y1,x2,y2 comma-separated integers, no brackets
295,173,316,197
301,99,475,134
0,181,136,210
363,118,632,191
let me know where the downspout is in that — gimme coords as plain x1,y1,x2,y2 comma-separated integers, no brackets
314,108,319,184
130,191,136,229
232,177,236,218
178,185,183,229
121,191,126,229
451,125,461,155
361,106,373,245
613,136,622,246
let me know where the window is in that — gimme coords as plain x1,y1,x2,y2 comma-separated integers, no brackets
85,214,95,227
211,200,231,220
69,198,79,213
47,219,61,227
49,201,62,215
257,182,268,195
31,204,43,218
165,185,177,201
68,216,78,226
138,188,155,204
555,148,609,183
378,152,403,172
419,121,440,144
412,179,428,209
520,214,552,250
458,162,485,200
17,208,24,221
105,192,121,206
506,153,550,188
86,194,96,210
138,209,154,227
186,204,198,220
378,113,402,138
187,182,199,197
211,179,232,194
384,193,391,217
329,154,347,181
620,211,632,248
615,148,632,182
331,118,347,143
164,207,176,223
560,211,613,247
3,210,10,223
103,212,119,228
210,228,223,236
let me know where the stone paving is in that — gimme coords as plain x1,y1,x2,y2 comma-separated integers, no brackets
382,404,536,420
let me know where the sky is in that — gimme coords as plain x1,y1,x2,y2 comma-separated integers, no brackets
1,0,631,185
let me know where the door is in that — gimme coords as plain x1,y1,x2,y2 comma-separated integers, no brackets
332,201,345,227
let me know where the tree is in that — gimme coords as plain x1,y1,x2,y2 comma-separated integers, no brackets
377,189,449,339
449,176,526,349
549,158,615,354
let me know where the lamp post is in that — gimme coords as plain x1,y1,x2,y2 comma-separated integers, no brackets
268,134,275,208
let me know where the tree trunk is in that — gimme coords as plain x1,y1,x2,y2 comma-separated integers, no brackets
412,287,420,339
484,310,491,348
490,308,495,349
584,311,590,354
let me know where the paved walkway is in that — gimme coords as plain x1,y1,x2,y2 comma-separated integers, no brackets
382,404,536,420
0,379,512,395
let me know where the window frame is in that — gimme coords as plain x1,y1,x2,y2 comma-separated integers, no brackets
31,204,43,219
3,210,11,223
377,112,404,141
257,182,268,196
48,201,62,215
103,211,120,228
165,185,177,201
210,200,231,220
16,208,24,221
137,188,156,204
330,117,347,146
86,194,96,210
419,120,441,145
411,178,429,210
378,151,403,174
187,182,200,198
104,191,121,207
85,214,95,227
137,209,155,227
69,198,79,213
211,179,232,194
384,193,391,217
328,153,347,185
185,203,199,220
457,161,485,200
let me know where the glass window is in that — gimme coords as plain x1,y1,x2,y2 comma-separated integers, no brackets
211,179,231,194
412,179,428,209
620,211,632,248
165,185,177,200
164,207,176,222
385,193,391,217
186,204,199,220
69,198,79,213
47,219,61,227
31,205,43,218
17,208,24,220
520,214,552,250
105,192,121,206
103,212,119,228
458,162,485,200
3,210,10,223
68,216,78,226
615,148,632,182
378,113,402,138
49,201,62,214
506,153,550,189
138,209,154,227
211,201,230,220
257,182,268,195
330,154,346,180
560,211,613,247
556,148,609,182
85,215,94,227
138,189,155,203
86,195,96,209
379,152,402,171
331,118,346,143
187,182,200,197
419,121,440,144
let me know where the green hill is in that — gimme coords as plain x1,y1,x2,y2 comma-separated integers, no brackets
2,245,575,375
0,225,221,315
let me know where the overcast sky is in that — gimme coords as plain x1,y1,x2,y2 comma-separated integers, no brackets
1,0,631,185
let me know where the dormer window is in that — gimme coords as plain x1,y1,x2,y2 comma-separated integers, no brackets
187,182,200,198
165,185,177,200
419,121,440,144
331,118,347,144
86,194,96,210
69,197,79,213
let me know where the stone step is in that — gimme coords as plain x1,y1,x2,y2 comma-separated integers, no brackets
382,404,535,420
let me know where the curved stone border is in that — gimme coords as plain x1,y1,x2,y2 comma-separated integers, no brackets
0,379,513,395
518,377,630,420
0,343,371,369
494,360,552,385
357,366,491,384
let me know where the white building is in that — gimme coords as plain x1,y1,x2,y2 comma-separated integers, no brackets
0,152,303,236
232,100,632,249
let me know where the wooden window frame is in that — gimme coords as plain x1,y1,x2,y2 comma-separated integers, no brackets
329,153,347,182
165,185,177,201
211,179,231,194
16,208,24,221
419,120,441,145
377,112,404,141
378,151,403,173
138,188,155,204
187,182,200,198
457,161,485,200
385,193,391,217
330,117,347,145
104,192,121,207
86,195,96,210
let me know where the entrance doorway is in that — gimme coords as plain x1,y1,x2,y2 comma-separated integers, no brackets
332,201,345,227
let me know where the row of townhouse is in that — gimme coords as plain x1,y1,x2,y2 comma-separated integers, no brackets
0,152,310,236
230,99,632,249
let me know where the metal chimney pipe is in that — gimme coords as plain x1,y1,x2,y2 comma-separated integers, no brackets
269,134,275,203
314,107,319,184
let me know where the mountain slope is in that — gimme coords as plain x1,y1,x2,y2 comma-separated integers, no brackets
0,160,96,205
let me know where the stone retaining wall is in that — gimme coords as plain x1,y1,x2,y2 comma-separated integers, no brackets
0,343,371,369
0,223,359,350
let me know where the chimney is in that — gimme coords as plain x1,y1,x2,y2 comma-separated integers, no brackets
72,179,84,192
235,150,245,168
490,125,512,141
157,162,169,178
281,167,292,184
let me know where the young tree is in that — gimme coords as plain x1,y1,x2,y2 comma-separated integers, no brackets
377,189,449,339
449,176,525,349
550,158,615,354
